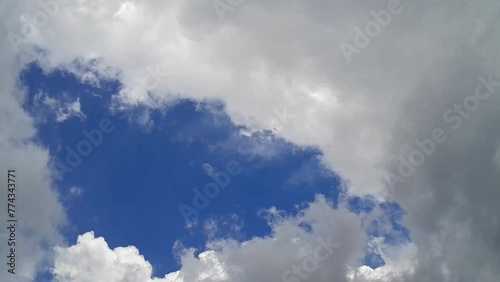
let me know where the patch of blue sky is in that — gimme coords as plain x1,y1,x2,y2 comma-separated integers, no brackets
20,63,410,275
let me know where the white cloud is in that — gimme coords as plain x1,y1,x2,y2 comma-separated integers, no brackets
69,186,83,197
31,90,86,123
202,163,215,176
54,197,413,282
54,231,160,282
19,0,496,196
3,0,500,280
0,34,66,282
55,97,86,122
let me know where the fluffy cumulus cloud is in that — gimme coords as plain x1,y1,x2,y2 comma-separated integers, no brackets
2,0,500,281
53,232,159,282
54,197,416,282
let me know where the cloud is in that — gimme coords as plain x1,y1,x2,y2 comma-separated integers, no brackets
55,97,86,122
3,0,500,280
7,0,410,194
0,28,66,282
53,231,162,282
30,90,86,123
69,186,83,197
17,0,498,196
54,197,414,282
384,67,500,282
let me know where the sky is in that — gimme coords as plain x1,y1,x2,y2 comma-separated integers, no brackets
0,0,500,282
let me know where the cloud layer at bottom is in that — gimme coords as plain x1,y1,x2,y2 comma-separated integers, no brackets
53,196,416,282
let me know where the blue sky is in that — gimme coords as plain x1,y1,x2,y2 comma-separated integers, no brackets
20,63,408,280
